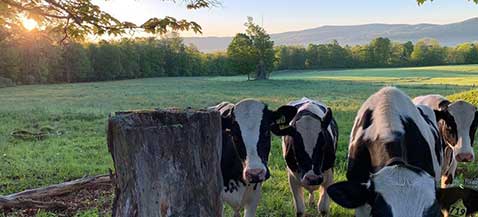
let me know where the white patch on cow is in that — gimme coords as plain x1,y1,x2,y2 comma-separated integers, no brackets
234,99,266,171
351,87,442,183
372,165,437,217
413,95,448,110
448,101,477,160
222,182,262,217
296,105,323,158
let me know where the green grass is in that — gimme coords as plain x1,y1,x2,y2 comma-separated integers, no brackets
1,65,477,217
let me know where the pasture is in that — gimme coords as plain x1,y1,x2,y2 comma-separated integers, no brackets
1,65,478,216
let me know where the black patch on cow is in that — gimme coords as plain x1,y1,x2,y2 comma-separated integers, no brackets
283,135,300,172
347,135,372,183
432,105,458,148
221,130,246,192
438,100,451,110
216,103,247,191
351,109,374,142
438,187,478,215
283,104,338,180
370,193,393,217
347,114,438,183
401,117,436,177
470,111,478,146
417,107,443,165
257,106,272,179
422,199,440,217
360,109,374,130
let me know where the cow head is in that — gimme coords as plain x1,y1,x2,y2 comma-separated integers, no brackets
329,166,478,217
328,164,441,217
221,99,296,183
442,101,478,162
282,103,334,186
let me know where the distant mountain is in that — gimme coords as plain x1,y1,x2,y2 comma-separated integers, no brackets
183,18,478,52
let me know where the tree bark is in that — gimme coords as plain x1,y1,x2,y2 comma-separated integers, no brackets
107,109,223,217
255,59,268,80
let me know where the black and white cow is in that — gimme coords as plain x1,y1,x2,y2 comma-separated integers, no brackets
413,95,478,187
211,99,296,217
327,87,445,217
280,97,338,217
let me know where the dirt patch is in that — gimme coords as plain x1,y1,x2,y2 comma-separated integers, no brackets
1,183,113,216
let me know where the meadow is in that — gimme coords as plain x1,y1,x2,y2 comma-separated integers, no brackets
1,65,478,217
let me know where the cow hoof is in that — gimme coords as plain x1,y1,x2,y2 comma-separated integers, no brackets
319,211,329,217
296,212,304,217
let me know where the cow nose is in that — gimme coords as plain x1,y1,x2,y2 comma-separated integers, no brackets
302,174,323,186
245,169,265,183
456,153,474,162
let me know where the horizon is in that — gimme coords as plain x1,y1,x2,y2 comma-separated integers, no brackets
92,0,478,38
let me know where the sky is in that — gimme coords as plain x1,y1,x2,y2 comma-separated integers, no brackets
92,0,478,37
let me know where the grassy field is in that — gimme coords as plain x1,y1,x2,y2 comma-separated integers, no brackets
1,65,478,216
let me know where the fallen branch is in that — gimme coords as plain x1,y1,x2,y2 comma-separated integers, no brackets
0,174,111,210
0,198,67,210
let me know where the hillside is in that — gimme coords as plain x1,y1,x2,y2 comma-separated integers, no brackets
184,17,478,52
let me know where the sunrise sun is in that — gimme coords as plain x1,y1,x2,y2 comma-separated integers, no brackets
22,18,38,31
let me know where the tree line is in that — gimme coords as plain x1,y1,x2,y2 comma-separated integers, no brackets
275,38,478,70
0,32,233,84
1,32,478,85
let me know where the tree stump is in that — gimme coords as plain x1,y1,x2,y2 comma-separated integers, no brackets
107,109,223,217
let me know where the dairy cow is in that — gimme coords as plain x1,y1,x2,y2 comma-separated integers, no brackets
279,97,338,217
327,87,444,217
211,99,297,217
413,95,478,187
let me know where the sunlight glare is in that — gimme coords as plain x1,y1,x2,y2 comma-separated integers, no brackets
22,18,38,31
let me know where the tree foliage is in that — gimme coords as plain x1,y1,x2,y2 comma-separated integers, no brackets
227,33,256,79
0,0,216,42
1,35,477,85
227,17,274,80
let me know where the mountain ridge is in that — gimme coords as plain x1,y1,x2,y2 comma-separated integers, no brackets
183,17,478,52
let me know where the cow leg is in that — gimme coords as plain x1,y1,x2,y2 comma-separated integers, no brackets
308,190,315,208
243,184,262,217
318,169,333,217
288,172,306,217
233,210,241,217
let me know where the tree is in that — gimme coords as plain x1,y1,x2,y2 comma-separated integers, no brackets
227,33,256,80
245,17,275,80
368,37,392,67
0,0,216,42
60,42,92,82
92,41,122,80
411,38,445,66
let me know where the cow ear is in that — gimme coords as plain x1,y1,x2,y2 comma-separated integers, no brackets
271,105,297,136
438,100,451,111
327,181,370,209
322,107,333,129
221,108,234,130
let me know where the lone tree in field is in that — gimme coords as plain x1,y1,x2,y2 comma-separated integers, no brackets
227,33,256,80
227,17,274,80
0,0,216,42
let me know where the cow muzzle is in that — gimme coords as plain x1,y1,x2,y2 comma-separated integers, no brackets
301,174,323,186
244,168,266,183
456,152,474,162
